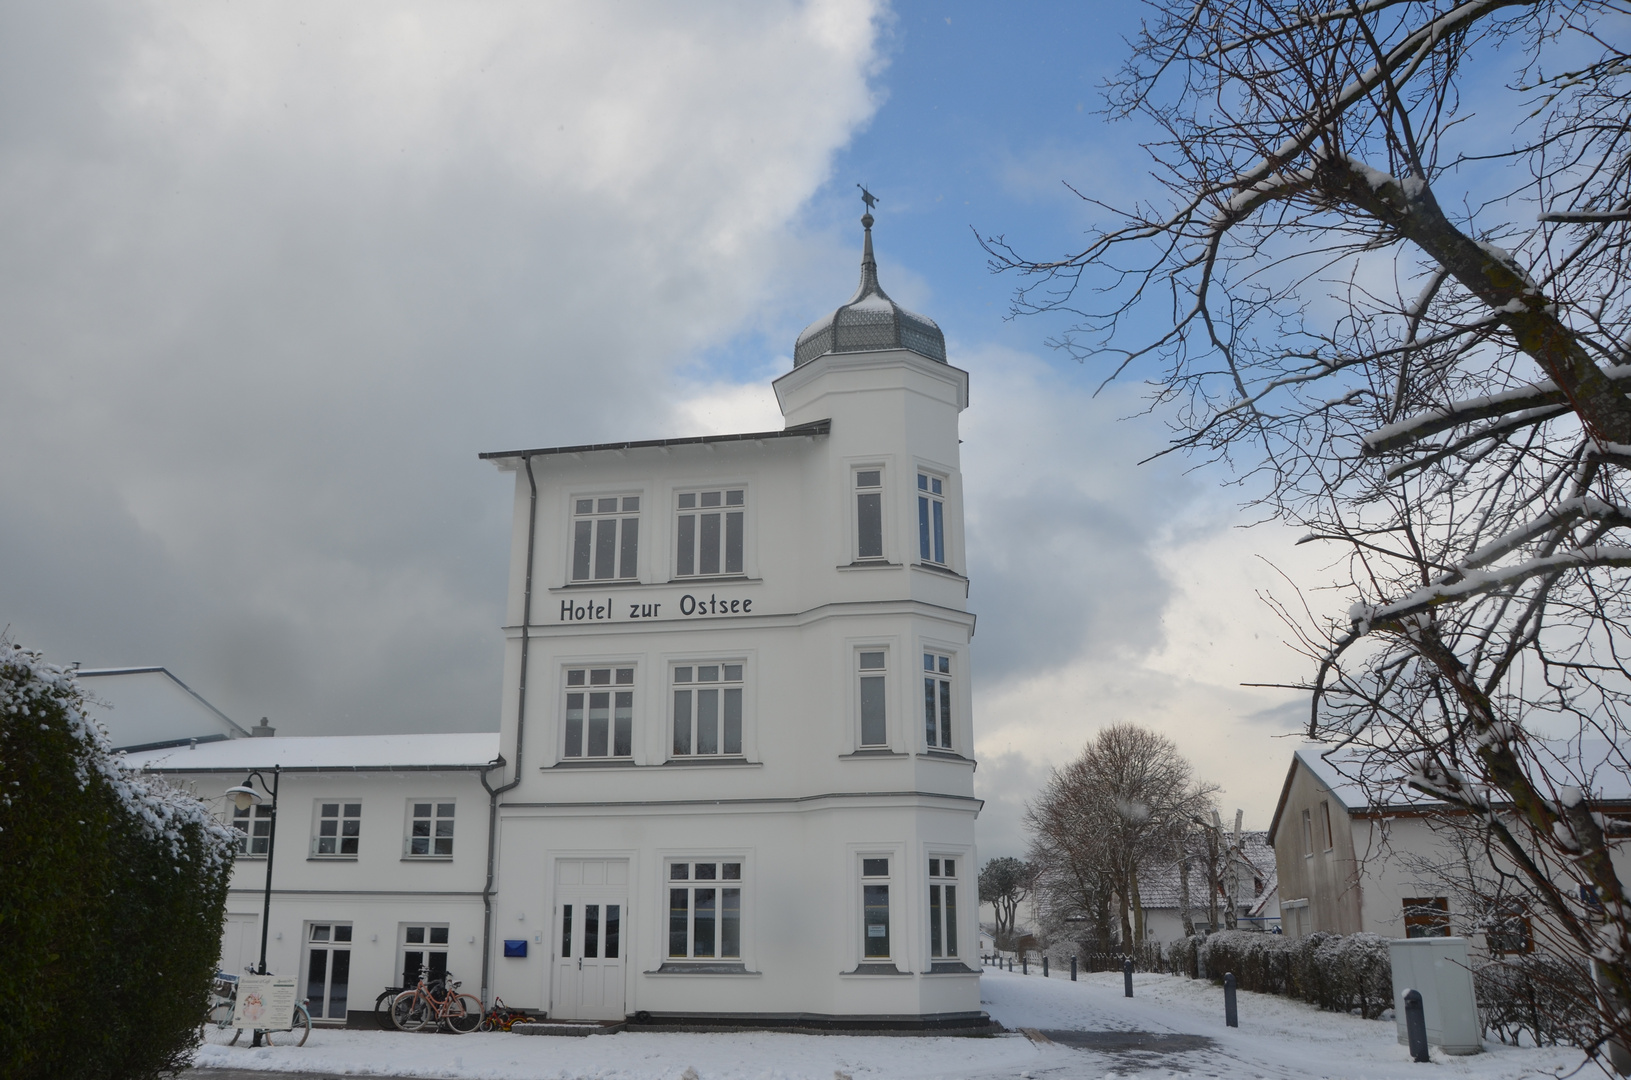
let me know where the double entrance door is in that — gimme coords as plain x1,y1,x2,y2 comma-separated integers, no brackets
553,859,628,1020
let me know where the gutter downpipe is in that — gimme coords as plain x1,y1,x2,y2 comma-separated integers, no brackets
480,453,537,1006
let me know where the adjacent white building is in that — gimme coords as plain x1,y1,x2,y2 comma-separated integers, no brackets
130,212,985,1029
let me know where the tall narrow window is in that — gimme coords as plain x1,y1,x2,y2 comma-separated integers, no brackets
570,495,640,581
923,653,952,749
861,857,891,958
407,801,454,857
858,651,887,747
668,860,743,959
917,473,945,564
564,667,634,759
1301,809,1313,856
305,923,352,1020
671,664,744,757
928,858,959,959
1320,800,1334,850
676,489,745,576
855,470,883,560
312,801,361,856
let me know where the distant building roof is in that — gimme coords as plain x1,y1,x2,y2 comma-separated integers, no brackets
77,666,248,752
124,732,502,773
1139,830,1278,912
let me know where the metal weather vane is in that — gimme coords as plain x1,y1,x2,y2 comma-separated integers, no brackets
857,184,879,212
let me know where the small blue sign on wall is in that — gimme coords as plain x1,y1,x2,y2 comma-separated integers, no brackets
503,939,527,958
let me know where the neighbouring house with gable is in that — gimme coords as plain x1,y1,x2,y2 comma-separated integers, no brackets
1268,744,1631,946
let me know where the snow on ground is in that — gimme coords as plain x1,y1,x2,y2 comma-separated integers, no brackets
190,967,1594,1079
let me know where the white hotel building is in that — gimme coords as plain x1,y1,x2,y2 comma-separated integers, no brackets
129,213,983,1028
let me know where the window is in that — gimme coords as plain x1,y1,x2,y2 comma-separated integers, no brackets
923,653,952,750
1320,800,1334,851
676,489,744,576
231,802,273,857
917,473,945,564
305,923,352,1020
858,651,888,747
400,924,449,987
312,801,361,857
406,801,454,857
855,470,883,559
672,664,743,757
1486,902,1533,955
861,857,892,958
561,901,621,961
668,860,741,959
571,495,639,581
565,667,634,759
928,858,959,959
1301,808,1313,856
1403,897,1452,938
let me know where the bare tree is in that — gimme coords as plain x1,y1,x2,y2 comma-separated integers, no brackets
978,856,1034,950
1026,724,1217,946
985,0,1631,1045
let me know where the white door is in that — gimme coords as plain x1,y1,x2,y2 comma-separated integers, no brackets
553,859,628,1020
219,912,259,975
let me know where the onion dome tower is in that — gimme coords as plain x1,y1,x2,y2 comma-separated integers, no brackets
793,210,947,367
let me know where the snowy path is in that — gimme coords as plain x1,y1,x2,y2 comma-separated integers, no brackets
186,968,1589,1080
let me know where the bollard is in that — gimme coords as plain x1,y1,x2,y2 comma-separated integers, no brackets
1043,956,1050,978
1123,957,1134,998
1071,955,1077,982
1403,989,1430,1063
1022,954,1028,975
1224,972,1238,1028
1008,957,1013,972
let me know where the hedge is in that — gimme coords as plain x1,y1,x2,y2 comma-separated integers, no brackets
1154,930,1394,1018
0,641,237,1080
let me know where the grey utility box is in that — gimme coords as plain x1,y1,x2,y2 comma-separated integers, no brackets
1388,937,1482,1055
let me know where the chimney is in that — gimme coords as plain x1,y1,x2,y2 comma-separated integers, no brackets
250,717,276,738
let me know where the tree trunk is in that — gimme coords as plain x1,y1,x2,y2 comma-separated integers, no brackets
1175,839,1196,938
1131,864,1145,946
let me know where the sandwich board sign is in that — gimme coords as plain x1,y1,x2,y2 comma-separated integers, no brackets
232,974,298,1030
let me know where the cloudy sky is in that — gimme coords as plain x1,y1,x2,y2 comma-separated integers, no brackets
0,1,1335,859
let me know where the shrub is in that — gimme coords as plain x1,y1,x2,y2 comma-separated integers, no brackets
1476,953,1601,1048
0,641,237,1080
1195,929,1393,1019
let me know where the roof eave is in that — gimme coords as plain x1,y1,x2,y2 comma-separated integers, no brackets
478,418,830,464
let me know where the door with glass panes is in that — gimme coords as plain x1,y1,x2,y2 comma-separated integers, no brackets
305,923,352,1022
552,859,628,1020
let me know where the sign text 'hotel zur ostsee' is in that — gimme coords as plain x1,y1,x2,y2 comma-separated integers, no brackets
559,592,753,623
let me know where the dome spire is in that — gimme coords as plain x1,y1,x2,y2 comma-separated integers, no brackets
791,186,947,368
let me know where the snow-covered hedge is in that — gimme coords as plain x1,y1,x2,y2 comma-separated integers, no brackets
1175,930,1394,1019
1476,953,1599,1048
0,640,237,1080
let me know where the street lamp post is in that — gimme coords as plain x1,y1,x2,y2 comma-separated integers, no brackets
225,766,281,1048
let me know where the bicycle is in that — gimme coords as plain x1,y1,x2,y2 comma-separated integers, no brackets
477,996,530,1033
202,967,313,1047
391,967,481,1034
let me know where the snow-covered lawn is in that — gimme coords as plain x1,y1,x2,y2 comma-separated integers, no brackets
189,968,1593,1079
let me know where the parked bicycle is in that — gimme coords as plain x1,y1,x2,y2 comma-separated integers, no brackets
477,996,530,1033
202,967,312,1046
390,967,481,1034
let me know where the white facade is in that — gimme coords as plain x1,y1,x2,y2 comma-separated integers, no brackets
131,216,985,1028
481,217,983,1025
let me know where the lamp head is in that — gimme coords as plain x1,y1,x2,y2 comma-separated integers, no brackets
225,785,261,811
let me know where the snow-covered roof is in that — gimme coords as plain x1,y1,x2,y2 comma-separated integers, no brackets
1268,739,1631,843
1139,831,1278,911
124,732,502,773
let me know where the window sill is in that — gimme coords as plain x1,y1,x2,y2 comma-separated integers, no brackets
646,962,757,976
916,751,975,765
912,562,967,582
925,961,979,975
401,855,455,862
549,579,644,592
840,963,908,976
661,757,760,768
840,749,907,760
307,856,359,862
550,758,637,769
666,575,760,586
234,854,269,861
836,560,901,572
